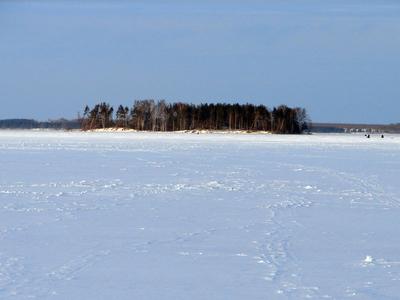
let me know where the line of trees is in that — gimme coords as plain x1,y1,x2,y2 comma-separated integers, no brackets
81,101,310,134
0,119,80,130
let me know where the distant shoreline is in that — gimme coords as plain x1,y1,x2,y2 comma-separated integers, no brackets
312,122,400,133
1,128,400,136
1,119,400,133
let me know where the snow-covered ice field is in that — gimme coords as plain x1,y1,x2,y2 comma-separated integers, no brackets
0,130,399,299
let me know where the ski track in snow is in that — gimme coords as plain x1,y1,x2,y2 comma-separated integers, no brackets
0,131,399,299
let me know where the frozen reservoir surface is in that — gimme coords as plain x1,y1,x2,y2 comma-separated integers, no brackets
0,131,399,299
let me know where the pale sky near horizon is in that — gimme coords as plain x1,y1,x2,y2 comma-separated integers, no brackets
0,0,399,123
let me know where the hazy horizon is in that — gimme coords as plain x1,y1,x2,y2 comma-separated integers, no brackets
1,1,399,124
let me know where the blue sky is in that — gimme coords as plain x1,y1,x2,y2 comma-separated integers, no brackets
1,0,399,123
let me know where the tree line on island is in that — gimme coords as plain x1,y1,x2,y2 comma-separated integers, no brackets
81,100,310,134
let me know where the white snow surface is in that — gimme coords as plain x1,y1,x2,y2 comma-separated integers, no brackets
0,131,399,299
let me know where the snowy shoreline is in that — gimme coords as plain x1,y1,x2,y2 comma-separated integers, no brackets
2,127,399,136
